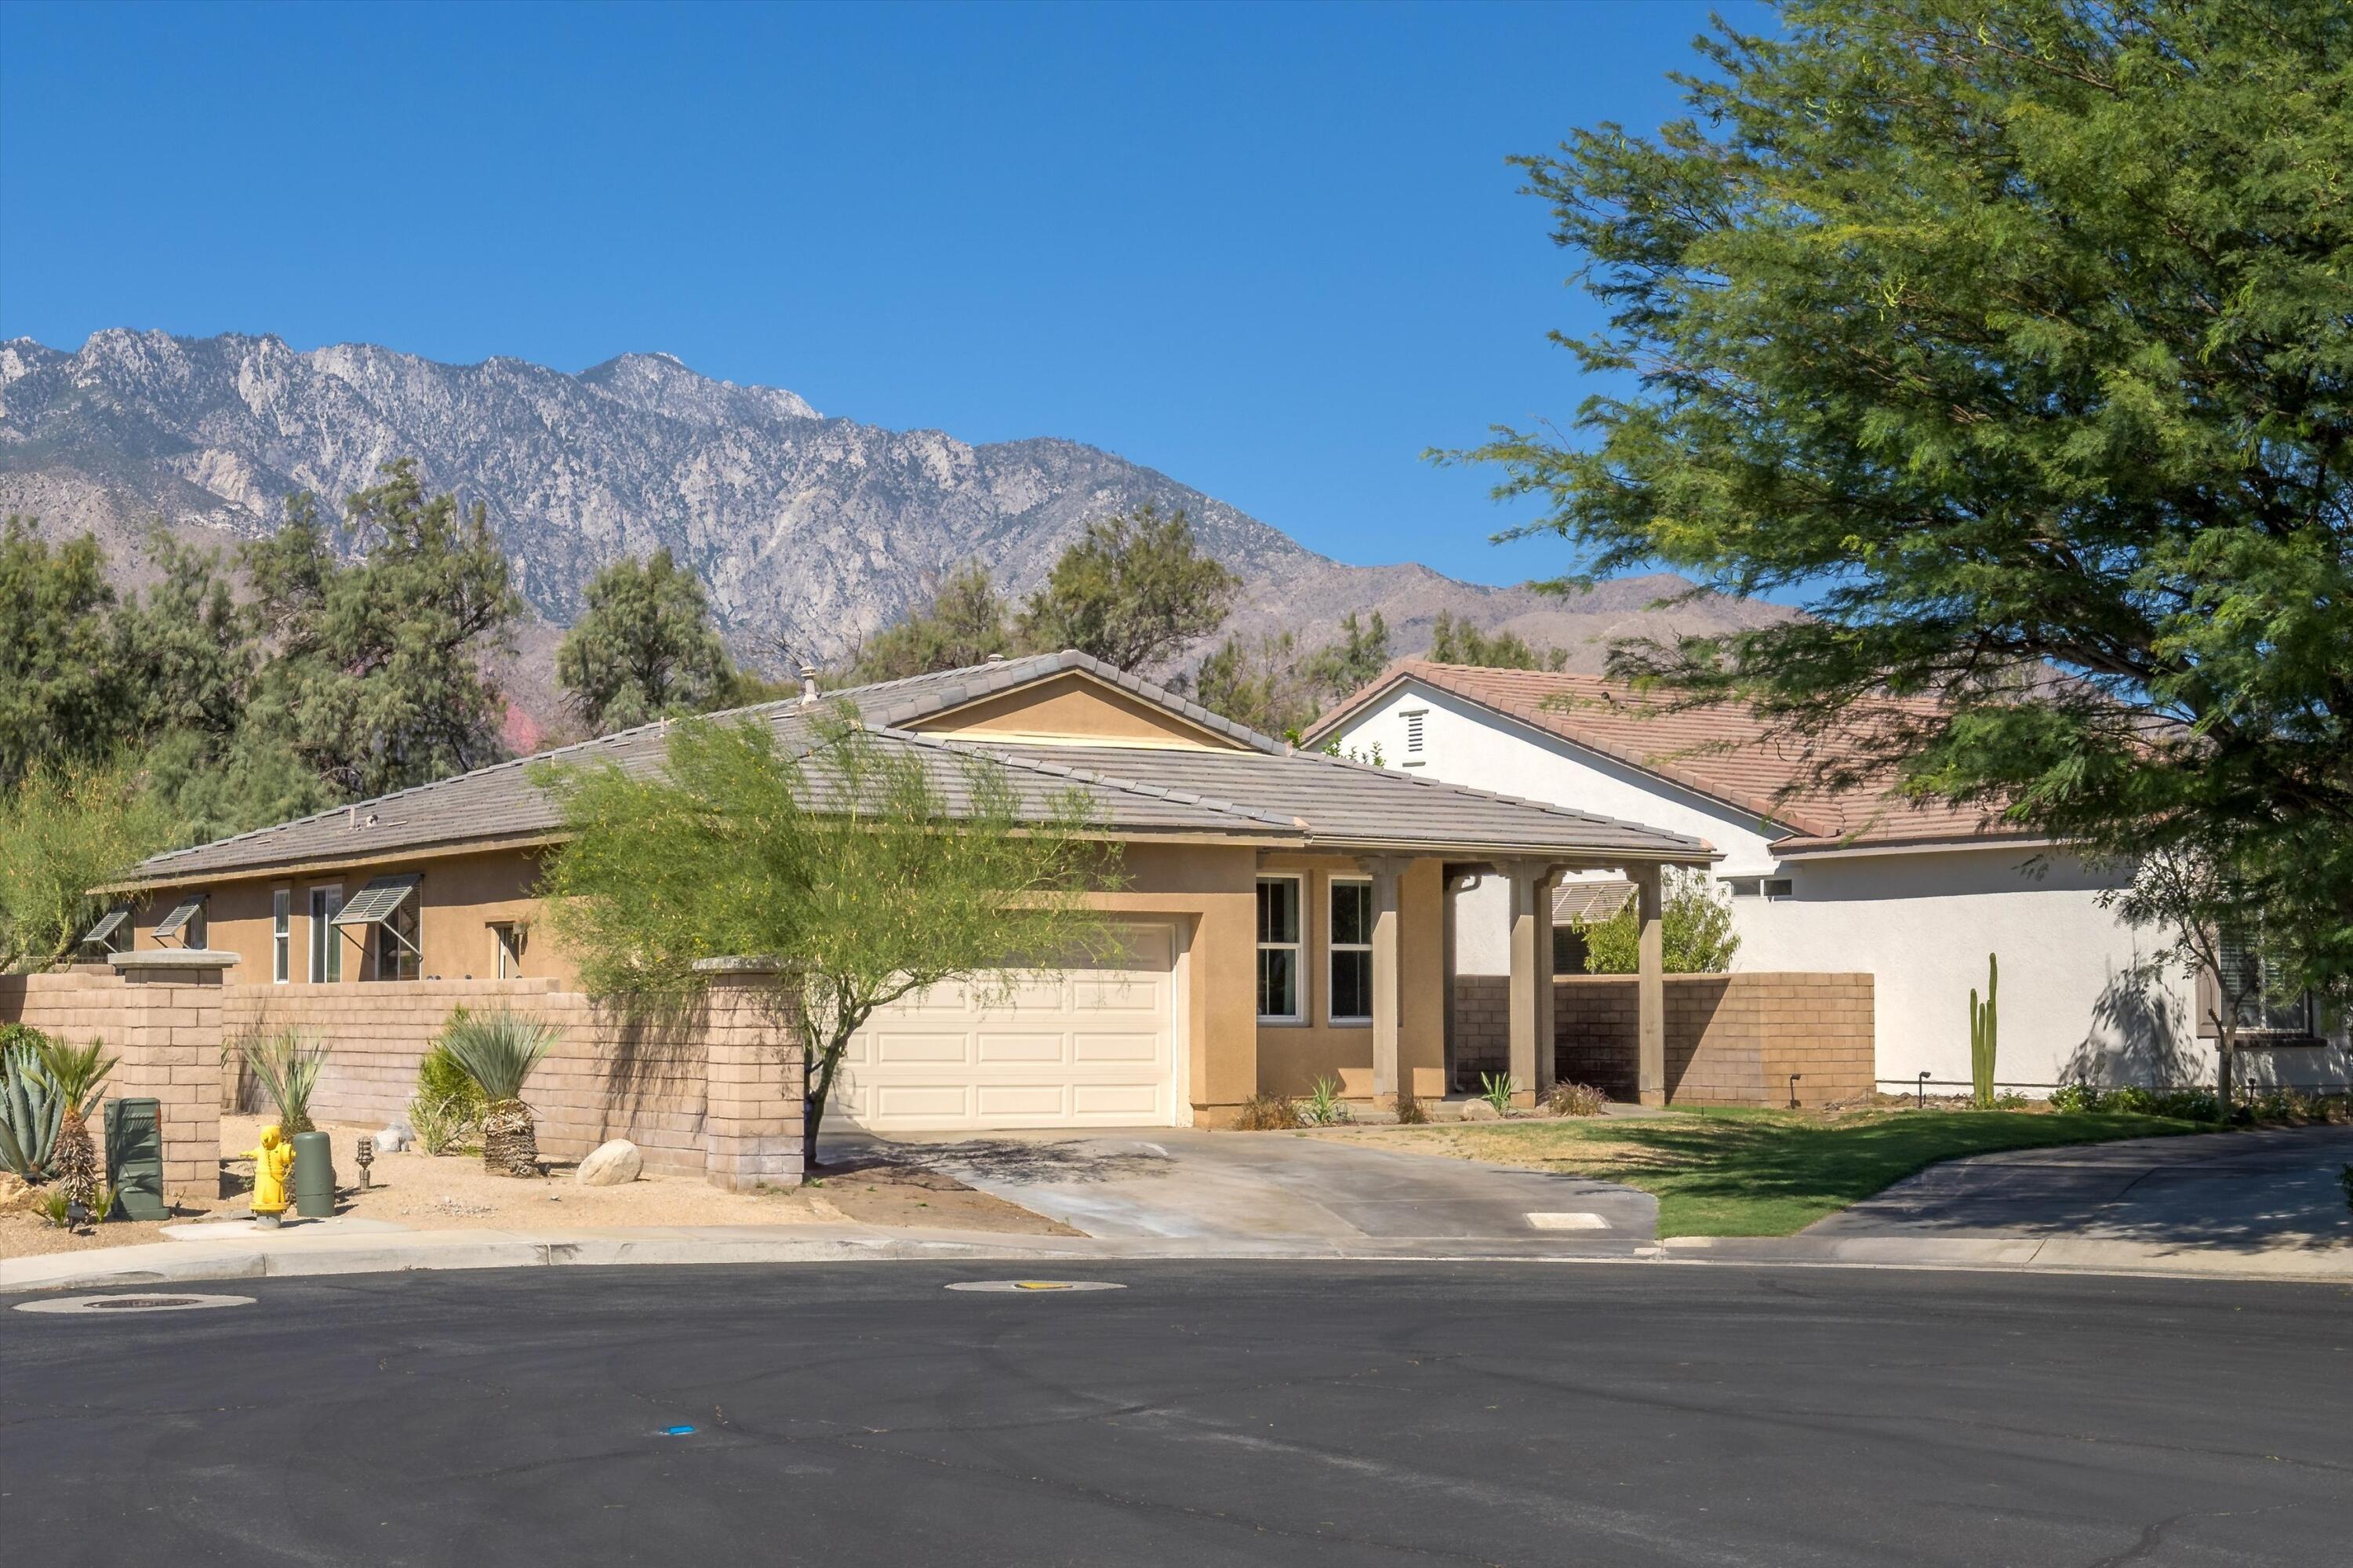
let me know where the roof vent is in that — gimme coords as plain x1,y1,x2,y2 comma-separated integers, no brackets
985,653,1006,664
799,665,820,706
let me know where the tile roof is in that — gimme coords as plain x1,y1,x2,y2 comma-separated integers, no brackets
122,653,1708,888
1304,660,2023,855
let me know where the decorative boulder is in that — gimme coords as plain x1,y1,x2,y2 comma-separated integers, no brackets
1457,1098,1501,1122
376,1122,414,1153
576,1139,643,1187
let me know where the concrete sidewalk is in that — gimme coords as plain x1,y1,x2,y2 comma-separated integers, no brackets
8,1214,2348,1294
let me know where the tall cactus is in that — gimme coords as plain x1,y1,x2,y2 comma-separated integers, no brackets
1969,953,1999,1109
0,1040,64,1180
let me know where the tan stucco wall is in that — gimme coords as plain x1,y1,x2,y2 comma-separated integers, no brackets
911,671,1247,751
1252,854,1448,1102
126,849,556,990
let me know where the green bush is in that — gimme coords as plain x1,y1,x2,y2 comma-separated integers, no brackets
2048,1082,2101,1112
409,1031,488,1156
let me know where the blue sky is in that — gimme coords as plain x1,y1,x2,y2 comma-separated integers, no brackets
0,0,1758,588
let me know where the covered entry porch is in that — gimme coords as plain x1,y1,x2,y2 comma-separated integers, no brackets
1253,851,1710,1109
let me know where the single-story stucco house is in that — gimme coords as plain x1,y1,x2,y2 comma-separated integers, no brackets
81,652,1726,1138
1305,660,2352,1097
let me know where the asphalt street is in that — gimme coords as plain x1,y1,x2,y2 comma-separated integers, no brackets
5,1261,2348,1566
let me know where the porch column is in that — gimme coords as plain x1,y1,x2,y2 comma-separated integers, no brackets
1634,864,1666,1105
1503,860,1558,1107
1363,855,1412,1104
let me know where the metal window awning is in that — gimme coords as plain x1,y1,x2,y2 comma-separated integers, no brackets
81,908,129,947
151,896,206,944
332,876,422,954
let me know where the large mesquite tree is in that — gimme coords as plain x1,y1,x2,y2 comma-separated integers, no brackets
1471,1,2352,996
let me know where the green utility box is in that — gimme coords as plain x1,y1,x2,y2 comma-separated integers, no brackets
292,1130,336,1219
104,1097,167,1221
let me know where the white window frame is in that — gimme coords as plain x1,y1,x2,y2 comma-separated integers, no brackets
1328,876,1373,1025
272,890,290,984
309,885,343,984
491,922,522,980
1256,875,1304,1024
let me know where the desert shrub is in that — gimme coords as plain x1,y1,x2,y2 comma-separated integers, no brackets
1394,1092,1430,1126
2048,1082,2101,1112
1299,1075,1351,1126
1545,1081,1608,1117
1233,1092,1303,1131
239,1028,327,1133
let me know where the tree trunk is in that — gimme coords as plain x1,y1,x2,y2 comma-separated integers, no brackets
481,1099,540,1177
2215,1032,2235,1122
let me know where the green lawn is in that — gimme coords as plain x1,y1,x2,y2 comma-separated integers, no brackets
1315,1108,2215,1237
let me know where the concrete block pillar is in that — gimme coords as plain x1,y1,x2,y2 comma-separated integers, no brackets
1634,866,1667,1105
693,958,806,1191
107,950,235,1206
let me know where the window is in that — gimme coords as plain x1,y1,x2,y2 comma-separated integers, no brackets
2211,928,2315,1038
1329,879,1373,1023
1256,876,1302,1022
272,890,290,984
491,922,523,980
1724,876,1793,900
375,898,421,981
80,908,130,955
309,886,343,983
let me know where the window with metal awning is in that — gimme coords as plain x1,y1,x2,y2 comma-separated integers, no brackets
80,908,131,953
331,875,424,980
151,895,207,948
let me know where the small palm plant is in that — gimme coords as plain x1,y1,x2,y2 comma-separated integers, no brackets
35,1038,118,1210
242,1028,329,1135
435,1009,561,1177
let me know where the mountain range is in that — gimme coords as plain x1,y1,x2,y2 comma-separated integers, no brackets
0,329,1792,725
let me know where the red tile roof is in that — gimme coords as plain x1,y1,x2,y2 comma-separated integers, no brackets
1307,661,2028,855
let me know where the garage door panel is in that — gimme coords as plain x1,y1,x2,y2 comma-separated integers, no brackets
874,1031,973,1065
838,922,1178,1132
976,1083,1068,1118
977,1032,1067,1064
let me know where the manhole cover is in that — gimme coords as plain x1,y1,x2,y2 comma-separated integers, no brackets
944,1279,1126,1293
16,1293,256,1315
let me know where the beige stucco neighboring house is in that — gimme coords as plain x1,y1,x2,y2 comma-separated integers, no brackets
90,652,1715,1131
1305,661,2352,1097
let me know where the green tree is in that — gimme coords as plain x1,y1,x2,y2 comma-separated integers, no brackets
0,518,136,789
1017,504,1239,671
535,710,1122,1166
1195,611,1394,737
558,548,740,734
1425,610,1569,672
1573,871,1739,975
1470,1,2353,995
241,461,523,799
839,562,1016,685
0,760,170,971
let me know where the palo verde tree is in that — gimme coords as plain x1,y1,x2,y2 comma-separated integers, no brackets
534,709,1122,1167
558,548,740,735
1468,1,2353,1000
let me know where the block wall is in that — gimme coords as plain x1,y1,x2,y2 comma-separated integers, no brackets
1553,973,1875,1108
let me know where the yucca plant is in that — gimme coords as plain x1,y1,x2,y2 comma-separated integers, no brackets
1300,1075,1351,1126
0,1035,64,1181
1480,1072,1518,1115
35,1038,118,1209
435,1008,561,1177
242,1028,329,1135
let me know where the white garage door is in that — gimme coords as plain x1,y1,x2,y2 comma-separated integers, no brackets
831,922,1180,1132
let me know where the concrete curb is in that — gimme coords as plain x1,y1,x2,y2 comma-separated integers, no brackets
6,1221,2349,1293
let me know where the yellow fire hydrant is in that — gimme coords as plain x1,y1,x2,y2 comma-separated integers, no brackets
245,1124,297,1226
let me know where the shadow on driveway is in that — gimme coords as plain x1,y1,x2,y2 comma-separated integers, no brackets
1807,1125,2353,1249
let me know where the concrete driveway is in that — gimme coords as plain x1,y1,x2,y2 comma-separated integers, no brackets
819,1126,1656,1246
1807,1125,2353,1249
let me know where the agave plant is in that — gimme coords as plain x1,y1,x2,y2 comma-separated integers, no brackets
0,1038,64,1181
435,1008,561,1177
35,1038,118,1208
241,1028,329,1136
